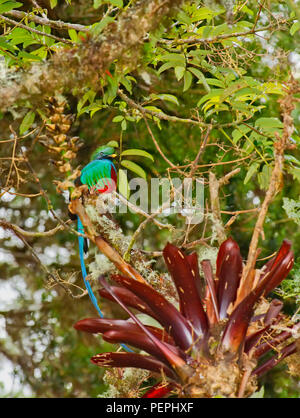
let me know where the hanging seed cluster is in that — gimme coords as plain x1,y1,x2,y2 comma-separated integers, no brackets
45,97,81,177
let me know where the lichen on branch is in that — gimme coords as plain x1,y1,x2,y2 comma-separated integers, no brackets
0,0,186,111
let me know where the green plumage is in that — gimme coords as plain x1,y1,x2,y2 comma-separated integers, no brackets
80,159,113,190
79,145,117,192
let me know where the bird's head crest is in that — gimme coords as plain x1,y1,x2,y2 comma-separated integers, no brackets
91,145,116,161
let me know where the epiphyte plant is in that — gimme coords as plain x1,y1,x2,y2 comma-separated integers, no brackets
74,237,299,398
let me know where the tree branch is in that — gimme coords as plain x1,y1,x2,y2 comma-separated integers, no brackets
3,10,89,32
235,76,300,304
0,0,186,111
0,14,74,44
161,19,289,46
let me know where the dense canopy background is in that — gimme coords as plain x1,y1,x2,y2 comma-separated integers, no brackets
0,0,299,398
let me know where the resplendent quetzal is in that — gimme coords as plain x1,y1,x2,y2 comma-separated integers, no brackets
75,145,117,318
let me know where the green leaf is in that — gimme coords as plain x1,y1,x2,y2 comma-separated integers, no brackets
177,10,192,25
183,70,193,92
121,149,154,161
206,78,225,88
258,164,272,190
197,89,221,107
285,154,300,166
94,0,124,6
90,16,114,36
188,67,210,92
175,66,185,81
104,74,119,105
49,0,57,8
68,29,78,43
19,110,35,135
118,168,130,199
232,125,252,144
112,115,124,122
18,50,43,61
287,165,300,183
29,46,48,60
160,53,185,65
157,62,175,74
93,0,102,8
202,26,213,38
255,117,283,129
150,93,179,106
244,162,260,184
219,79,249,102
119,76,134,94
0,1,22,13
77,89,96,113
290,21,300,36
121,160,146,179
250,386,264,398
121,119,127,130
106,140,119,148
108,0,123,6
192,7,225,22
241,5,254,16
212,23,229,37
143,105,163,114
260,81,283,95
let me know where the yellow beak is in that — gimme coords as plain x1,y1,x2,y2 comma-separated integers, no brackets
111,153,117,158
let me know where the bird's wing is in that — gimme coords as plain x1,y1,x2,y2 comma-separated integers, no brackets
80,159,117,193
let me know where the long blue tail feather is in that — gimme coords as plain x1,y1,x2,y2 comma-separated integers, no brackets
78,217,104,318
77,216,133,352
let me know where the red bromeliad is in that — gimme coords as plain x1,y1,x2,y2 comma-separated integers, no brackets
74,238,299,398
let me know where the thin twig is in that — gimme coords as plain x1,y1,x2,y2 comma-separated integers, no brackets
0,219,68,237
161,20,289,46
114,191,174,231
118,89,243,129
235,76,300,305
7,225,76,297
189,126,212,177
3,10,89,32
0,14,75,45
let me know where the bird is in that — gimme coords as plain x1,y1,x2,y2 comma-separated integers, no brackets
74,145,133,353
75,145,118,318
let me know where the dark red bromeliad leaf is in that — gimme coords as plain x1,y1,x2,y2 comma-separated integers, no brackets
185,251,204,300
98,285,159,320
74,318,178,364
111,274,195,351
244,325,270,354
254,322,300,359
201,259,219,322
163,243,208,338
220,241,294,355
216,238,243,320
91,352,177,379
142,382,175,398
263,299,283,325
252,341,297,377
220,281,266,354
74,317,174,344
262,249,294,296
260,240,292,280
102,330,183,364
98,277,189,372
